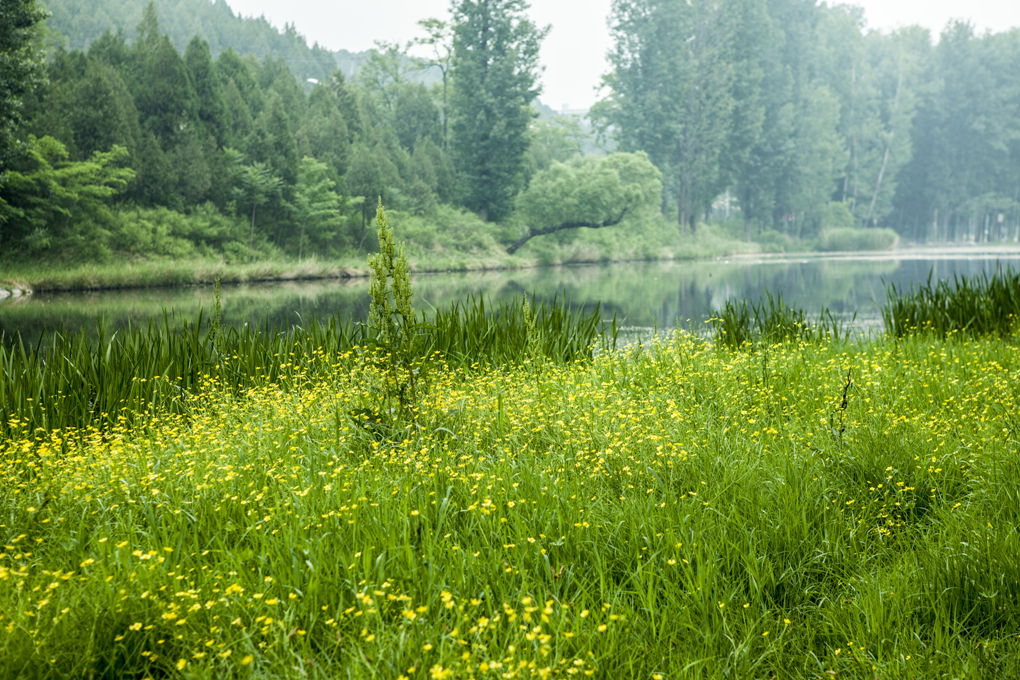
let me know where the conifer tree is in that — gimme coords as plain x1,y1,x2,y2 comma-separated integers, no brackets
0,0,47,171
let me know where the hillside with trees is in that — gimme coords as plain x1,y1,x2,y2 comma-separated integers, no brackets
41,0,365,82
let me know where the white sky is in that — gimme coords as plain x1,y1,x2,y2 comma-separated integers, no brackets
223,0,1020,111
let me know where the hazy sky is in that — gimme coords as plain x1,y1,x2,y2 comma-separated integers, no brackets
223,0,1020,111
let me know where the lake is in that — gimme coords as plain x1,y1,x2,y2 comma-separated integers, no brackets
4,248,1020,342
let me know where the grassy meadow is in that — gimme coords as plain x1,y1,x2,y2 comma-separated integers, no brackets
3,318,1020,677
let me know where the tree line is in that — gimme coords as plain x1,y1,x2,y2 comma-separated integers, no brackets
597,0,1020,243
42,0,367,84
3,0,664,261
2,0,1019,265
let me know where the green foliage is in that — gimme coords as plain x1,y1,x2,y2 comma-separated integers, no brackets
107,203,266,261
511,152,662,253
596,0,1020,243
598,0,734,230
892,23,1020,241
5,329,1020,676
345,140,401,226
368,201,420,416
753,228,801,253
10,0,1020,270
514,212,755,265
449,0,546,221
228,154,284,239
0,290,610,435
368,201,414,347
0,0,47,169
0,314,360,436
0,135,133,258
293,156,360,258
518,152,661,229
882,269,1020,338
131,31,198,144
819,200,856,229
427,294,611,366
816,226,898,252
524,116,586,179
386,204,503,257
42,0,353,84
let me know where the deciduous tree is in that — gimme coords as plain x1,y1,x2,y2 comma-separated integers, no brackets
449,0,546,221
509,152,661,253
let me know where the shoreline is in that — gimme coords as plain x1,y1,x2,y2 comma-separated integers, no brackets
1,250,751,297
4,242,1020,299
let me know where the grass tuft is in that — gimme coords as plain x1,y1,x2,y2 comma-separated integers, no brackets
882,268,1020,338
710,292,854,349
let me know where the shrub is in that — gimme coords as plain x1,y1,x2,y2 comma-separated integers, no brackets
816,227,898,252
755,229,801,253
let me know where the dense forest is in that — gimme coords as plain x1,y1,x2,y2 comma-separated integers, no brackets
41,0,368,83
595,0,1020,243
1,0,1019,266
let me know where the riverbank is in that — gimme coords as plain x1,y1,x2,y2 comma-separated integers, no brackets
0,222,759,295
2,331,1019,677
721,242,1020,265
5,237,1017,300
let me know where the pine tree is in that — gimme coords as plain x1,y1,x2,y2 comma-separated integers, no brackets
0,0,47,170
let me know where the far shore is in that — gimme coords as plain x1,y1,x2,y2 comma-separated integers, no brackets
3,242,1020,299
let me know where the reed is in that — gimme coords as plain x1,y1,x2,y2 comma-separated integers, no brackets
0,296,611,436
882,269,1020,338
425,295,612,365
710,292,853,349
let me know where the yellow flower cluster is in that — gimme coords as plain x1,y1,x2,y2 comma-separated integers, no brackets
1,332,1019,676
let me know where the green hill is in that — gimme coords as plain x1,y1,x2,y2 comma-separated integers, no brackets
40,0,366,82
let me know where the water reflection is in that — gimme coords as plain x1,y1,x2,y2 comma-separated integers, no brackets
3,252,1020,343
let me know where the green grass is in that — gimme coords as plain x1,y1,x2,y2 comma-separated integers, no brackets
0,258,369,293
4,272,1020,678
0,296,611,436
710,292,854,348
882,268,1020,338
2,330,1020,678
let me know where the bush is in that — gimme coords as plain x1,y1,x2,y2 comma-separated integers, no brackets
816,227,898,252
108,204,272,261
819,200,856,229
755,229,802,253
388,204,504,257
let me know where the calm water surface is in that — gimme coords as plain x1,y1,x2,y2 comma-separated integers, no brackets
4,249,1020,342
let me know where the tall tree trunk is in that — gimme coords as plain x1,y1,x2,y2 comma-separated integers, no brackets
867,67,904,225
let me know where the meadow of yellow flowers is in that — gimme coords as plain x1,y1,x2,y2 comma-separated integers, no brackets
2,332,1020,678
